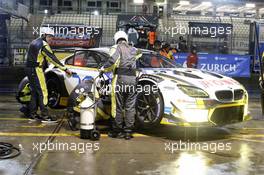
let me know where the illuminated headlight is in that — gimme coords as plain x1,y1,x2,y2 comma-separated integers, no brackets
178,85,209,98
182,109,209,122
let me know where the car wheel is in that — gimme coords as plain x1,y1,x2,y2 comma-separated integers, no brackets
16,77,30,104
47,77,61,108
136,86,164,129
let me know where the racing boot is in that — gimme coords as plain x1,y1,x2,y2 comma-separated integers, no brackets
124,132,133,140
28,113,42,121
108,130,125,139
41,115,58,124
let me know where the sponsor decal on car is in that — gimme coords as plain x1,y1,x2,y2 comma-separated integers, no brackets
198,79,240,88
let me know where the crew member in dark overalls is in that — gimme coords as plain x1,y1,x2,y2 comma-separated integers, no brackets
26,27,72,123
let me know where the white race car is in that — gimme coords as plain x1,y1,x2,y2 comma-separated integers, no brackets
18,48,250,128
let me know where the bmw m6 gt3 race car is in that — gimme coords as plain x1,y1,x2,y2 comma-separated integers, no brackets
17,48,250,128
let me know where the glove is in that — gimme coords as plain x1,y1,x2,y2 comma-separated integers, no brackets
99,71,104,77
99,67,104,77
65,69,73,76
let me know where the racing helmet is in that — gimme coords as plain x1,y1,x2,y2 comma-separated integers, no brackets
114,31,128,44
40,27,55,37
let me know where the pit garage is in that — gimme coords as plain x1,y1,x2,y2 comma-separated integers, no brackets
1,0,264,175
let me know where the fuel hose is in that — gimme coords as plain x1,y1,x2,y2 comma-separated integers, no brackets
0,142,21,160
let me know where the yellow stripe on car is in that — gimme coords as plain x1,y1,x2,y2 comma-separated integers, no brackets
65,65,99,71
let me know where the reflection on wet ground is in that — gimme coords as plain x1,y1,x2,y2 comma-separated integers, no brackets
0,94,264,175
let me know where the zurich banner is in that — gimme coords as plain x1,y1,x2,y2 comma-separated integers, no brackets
174,53,251,77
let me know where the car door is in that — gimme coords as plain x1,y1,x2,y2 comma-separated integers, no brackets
64,50,106,94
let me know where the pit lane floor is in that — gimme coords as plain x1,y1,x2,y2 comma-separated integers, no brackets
0,94,264,175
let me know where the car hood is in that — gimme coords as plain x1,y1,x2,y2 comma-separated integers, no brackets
140,68,244,91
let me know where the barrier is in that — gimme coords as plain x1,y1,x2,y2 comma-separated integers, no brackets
174,53,251,77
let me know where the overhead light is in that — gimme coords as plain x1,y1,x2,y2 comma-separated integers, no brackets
44,9,48,14
179,1,190,6
201,2,212,6
133,0,144,4
245,3,255,8
93,10,99,15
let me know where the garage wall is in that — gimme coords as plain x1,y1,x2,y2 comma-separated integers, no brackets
6,13,253,65
42,13,117,46
158,15,250,55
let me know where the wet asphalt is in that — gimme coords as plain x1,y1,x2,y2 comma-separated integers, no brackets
0,94,264,175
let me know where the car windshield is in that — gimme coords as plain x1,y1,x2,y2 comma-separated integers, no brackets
137,53,182,68
86,51,182,68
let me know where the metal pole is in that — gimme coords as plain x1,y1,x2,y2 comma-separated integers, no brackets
17,18,24,66
255,22,264,83
93,76,97,128
230,16,233,54
89,11,91,26
125,0,128,13
100,12,103,47
254,22,264,116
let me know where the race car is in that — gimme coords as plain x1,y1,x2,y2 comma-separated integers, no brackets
17,48,250,128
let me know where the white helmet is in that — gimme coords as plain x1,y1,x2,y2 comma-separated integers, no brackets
40,27,55,37
114,31,128,44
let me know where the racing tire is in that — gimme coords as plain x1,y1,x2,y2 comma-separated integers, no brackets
47,77,62,109
136,86,164,129
19,105,30,117
16,77,30,104
17,77,31,117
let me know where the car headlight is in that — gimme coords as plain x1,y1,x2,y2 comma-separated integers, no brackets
178,85,209,98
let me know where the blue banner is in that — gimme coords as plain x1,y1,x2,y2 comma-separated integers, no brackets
174,53,251,77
